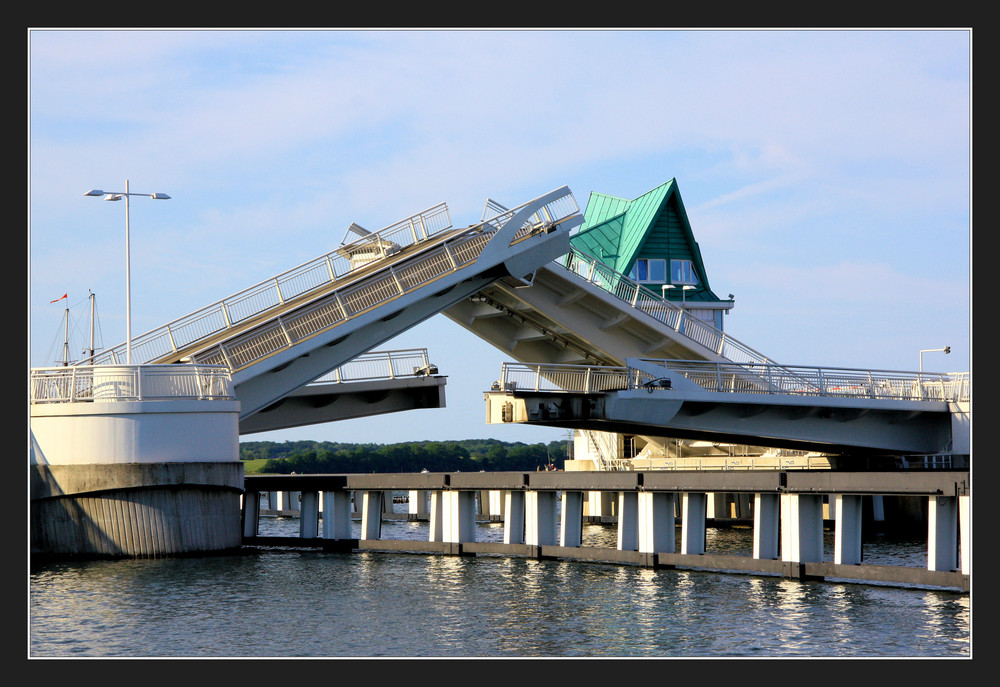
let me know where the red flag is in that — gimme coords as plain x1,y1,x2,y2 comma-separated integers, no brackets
50,293,67,303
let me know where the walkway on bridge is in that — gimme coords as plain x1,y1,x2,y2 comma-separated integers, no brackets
485,357,970,458
85,188,583,424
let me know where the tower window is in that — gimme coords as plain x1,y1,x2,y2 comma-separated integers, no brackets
671,259,698,285
629,258,666,283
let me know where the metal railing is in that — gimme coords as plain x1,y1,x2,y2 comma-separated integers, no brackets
86,203,453,367
497,362,654,394
653,360,970,403
29,365,235,404
87,189,580,375
307,349,437,385
555,249,771,366
495,360,970,403
582,429,634,471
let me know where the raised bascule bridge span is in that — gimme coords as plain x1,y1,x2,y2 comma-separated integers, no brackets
50,183,969,460
73,187,584,434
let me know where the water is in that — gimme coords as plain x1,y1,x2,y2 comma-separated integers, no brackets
30,515,971,658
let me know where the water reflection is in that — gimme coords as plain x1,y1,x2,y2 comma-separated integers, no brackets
31,518,970,658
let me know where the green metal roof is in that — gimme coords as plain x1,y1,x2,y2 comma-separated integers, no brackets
571,178,724,304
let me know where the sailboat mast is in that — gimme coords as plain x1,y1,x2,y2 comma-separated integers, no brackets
61,306,69,366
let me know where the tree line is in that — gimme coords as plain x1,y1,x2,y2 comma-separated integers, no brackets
240,438,571,474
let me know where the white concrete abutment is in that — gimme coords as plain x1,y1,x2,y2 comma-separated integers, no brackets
30,365,243,558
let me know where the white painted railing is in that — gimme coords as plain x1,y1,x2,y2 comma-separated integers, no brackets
29,365,235,403
308,349,437,385
86,203,453,367
87,189,580,374
496,362,653,394
555,249,771,366
496,361,970,403
652,360,970,402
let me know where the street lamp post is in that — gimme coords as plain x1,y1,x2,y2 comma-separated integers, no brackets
681,284,695,306
85,180,171,364
919,346,951,372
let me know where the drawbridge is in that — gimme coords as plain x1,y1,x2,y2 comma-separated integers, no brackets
444,207,768,370
484,358,970,458
87,187,583,427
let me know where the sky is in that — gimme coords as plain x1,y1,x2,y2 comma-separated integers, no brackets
28,29,972,447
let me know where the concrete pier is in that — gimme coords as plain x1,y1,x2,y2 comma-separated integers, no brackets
242,470,970,592
30,364,242,559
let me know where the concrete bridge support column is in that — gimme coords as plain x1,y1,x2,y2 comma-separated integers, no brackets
278,491,300,513
429,491,445,542
871,495,885,522
638,492,676,554
443,491,477,543
243,490,260,538
781,494,824,565
360,491,384,540
300,491,320,538
560,491,584,547
504,490,526,544
928,495,959,572
408,490,428,519
617,491,639,551
526,490,558,546
681,492,707,555
753,493,780,560
322,490,352,540
587,491,615,517
834,495,863,565
266,491,278,510
706,492,727,519
960,494,970,575
488,490,505,520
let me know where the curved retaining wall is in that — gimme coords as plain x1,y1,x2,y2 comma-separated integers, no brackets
30,462,244,558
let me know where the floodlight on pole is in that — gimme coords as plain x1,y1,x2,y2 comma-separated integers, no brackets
84,180,171,365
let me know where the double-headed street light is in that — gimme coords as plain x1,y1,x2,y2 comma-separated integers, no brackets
85,180,171,364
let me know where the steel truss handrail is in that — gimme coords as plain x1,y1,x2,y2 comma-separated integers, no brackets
497,360,970,403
